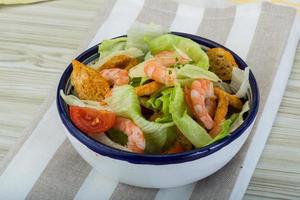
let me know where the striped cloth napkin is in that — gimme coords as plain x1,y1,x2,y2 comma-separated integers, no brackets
0,0,300,199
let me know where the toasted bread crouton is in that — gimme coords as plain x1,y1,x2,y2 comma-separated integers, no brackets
98,55,139,70
207,48,237,81
71,60,110,101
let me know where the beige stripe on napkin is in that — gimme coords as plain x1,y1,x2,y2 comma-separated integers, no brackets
137,0,178,28
136,0,178,28
111,184,157,200
197,6,236,44
26,140,91,200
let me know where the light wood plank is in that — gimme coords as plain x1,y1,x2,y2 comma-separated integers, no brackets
0,0,102,159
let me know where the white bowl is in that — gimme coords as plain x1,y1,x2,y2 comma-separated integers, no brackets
57,32,259,188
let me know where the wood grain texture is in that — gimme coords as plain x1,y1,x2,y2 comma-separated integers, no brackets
0,0,49,5
0,0,299,199
0,0,102,160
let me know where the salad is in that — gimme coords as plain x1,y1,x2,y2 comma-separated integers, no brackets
61,23,250,154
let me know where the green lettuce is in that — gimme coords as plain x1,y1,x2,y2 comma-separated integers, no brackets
99,37,127,59
107,128,128,146
147,34,209,69
230,101,250,132
92,134,129,151
169,85,212,147
146,88,173,123
230,67,250,98
208,114,238,144
176,64,221,86
60,90,110,111
144,51,153,60
126,22,166,53
128,61,147,78
129,77,149,87
106,85,176,153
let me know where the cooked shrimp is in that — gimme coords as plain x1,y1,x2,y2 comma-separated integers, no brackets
100,68,129,86
184,87,197,117
144,59,176,86
144,51,189,86
185,86,217,119
206,96,217,118
155,50,189,67
113,117,145,153
189,79,216,130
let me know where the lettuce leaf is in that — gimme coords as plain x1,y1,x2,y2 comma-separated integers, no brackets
230,67,250,98
126,22,166,53
208,119,232,144
99,37,127,59
146,88,173,123
230,101,250,132
169,85,212,147
129,77,150,87
92,134,130,152
106,128,128,146
144,51,153,60
106,85,176,153
128,61,147,78
176,64,221,86
60,90,110,111
147,34,209,69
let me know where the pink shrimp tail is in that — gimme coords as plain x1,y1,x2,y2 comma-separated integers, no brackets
155,51,190,66
144,59,176,86
100,68,129,86
190,79,215,130
113,117,145,153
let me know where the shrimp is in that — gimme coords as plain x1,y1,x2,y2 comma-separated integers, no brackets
144,51,189,86
113,117,145,153
185,86,216,119
155,50,190,67
144,59,176,86
189,79,216,130
100,68,129,86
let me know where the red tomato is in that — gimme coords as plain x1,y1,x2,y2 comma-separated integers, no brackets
69,106,116,135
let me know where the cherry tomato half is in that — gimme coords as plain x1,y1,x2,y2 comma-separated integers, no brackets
69,106,116,135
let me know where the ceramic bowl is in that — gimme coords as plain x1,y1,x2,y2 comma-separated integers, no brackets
57,32,259,188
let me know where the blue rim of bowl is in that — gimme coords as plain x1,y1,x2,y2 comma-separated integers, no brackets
56,32,259,165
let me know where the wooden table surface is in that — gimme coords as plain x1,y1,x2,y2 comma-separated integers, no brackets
0,0,299,199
